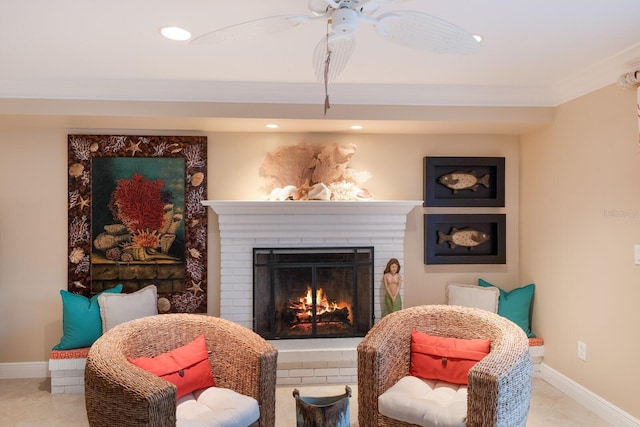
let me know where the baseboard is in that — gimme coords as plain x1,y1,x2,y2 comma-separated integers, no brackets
539,363,640,427
0,362,49,379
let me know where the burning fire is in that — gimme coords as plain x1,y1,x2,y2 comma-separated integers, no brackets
288,285,351,326
298,286,340,315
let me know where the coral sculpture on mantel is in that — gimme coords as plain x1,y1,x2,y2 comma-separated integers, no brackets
260,142,373,201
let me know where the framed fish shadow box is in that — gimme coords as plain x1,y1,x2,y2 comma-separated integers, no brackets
424,214,506,264
424,156,505,207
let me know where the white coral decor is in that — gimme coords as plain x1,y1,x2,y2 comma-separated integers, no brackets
328,181,358,201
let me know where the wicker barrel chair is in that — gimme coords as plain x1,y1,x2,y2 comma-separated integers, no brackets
357,305,532,427
85,313,278,427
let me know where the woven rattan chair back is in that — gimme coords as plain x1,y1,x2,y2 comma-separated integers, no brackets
357,305,531,427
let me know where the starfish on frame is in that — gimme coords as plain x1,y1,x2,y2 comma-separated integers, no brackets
127,140,142,156
78,195,90,211
186,280,203,295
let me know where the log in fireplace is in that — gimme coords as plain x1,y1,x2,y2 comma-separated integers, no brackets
253,247,374,340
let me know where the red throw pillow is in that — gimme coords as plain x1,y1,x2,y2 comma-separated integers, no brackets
128,335,216,398
409,328,490,385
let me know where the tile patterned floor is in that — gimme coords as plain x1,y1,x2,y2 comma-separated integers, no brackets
0,377,612,426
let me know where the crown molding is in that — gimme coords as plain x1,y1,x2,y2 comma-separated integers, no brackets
1,44,638,109
552,41,640,105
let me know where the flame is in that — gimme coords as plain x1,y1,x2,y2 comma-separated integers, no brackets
286,285,354,332
296,286,342,316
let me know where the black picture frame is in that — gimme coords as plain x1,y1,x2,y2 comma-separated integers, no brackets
424,156,505,207
424,214,506,265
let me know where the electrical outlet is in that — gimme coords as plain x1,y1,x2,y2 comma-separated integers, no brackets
577,341,587,361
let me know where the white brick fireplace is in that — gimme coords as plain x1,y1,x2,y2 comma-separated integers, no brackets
203,200,421,385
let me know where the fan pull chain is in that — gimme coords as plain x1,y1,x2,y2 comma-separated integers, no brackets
324,48,331,116
323,20,331,116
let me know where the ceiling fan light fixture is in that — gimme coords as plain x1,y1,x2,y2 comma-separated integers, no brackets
331,8,358,34
160,26,192,41
472,34,483,43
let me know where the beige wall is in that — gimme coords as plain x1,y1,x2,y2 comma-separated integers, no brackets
0,129,519,363
1,83,638,418
206,133,520,315
0,128,70,362
520,83,640,418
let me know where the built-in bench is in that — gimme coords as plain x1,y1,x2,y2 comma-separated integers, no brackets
529,337,545,375
49,347,90,394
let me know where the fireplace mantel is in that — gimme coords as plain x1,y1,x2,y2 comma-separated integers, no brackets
202,200,423,216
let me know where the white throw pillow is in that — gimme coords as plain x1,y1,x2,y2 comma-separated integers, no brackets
445,283,499,313
98,284,158,332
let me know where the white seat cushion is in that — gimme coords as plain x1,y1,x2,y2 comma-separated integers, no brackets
176,387,260,427
378,376,467,427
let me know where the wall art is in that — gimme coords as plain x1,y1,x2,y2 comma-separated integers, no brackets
424,214,506,264
424,156,505,207
67,135,208,313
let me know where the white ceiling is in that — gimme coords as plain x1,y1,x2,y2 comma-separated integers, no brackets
1,1,640,132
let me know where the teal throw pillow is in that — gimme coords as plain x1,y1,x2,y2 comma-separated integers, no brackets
479,279,536,338
53,284,123,350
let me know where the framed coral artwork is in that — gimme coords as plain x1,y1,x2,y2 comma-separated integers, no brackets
67,135,208,313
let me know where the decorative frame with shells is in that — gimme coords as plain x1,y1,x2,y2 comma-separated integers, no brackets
67,135,208,313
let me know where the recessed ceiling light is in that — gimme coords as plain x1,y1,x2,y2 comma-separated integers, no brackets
472,34,482,43
159,26,192,41
265,124,279,129
350,125,363,130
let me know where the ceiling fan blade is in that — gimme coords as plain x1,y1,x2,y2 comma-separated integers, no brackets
313,33,357,83
308,0,338,15
190,14,312,45
374,11,480,54
357,0,413,11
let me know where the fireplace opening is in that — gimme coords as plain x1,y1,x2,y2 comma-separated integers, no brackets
253,247,374,340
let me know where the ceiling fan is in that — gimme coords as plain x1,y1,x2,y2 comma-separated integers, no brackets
190,0,480,113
